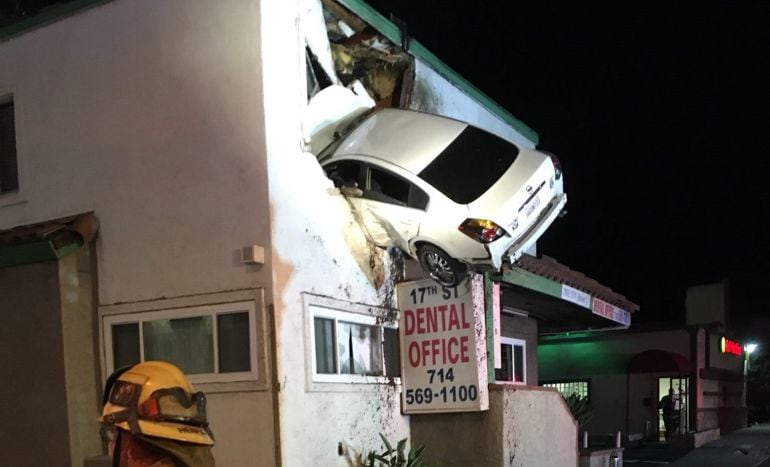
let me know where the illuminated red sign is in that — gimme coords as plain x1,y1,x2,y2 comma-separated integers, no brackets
720,337,742,356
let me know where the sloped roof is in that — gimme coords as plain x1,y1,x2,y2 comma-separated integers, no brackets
0,213,98,267
517,254,640,313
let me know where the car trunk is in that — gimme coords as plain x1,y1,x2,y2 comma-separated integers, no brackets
467,149,555,234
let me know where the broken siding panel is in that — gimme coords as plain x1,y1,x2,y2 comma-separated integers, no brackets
410,60,537,149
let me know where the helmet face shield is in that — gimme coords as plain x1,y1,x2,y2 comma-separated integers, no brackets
138,387,208,427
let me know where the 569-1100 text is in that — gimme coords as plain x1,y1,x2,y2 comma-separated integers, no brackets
404,385,478,405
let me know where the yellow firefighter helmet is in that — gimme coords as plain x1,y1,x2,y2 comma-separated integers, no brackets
100,361,214,445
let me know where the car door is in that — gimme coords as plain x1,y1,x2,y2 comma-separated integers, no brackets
358,165,428,251
324,159,428,251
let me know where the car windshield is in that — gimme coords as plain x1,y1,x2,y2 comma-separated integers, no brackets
418,126,519,204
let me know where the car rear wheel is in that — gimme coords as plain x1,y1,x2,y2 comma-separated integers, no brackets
417,244,467,287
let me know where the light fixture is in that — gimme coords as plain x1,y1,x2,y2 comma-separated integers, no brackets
745,343,758,355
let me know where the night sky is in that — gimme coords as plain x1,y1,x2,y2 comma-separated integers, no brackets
366,1,770,324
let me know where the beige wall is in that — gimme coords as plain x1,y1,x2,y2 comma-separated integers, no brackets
0,1,275,465
0,261,70,465
412,386,577,466
0,0,271,304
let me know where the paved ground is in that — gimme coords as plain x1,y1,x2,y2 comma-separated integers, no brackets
623,424,770,466
623,442,690,466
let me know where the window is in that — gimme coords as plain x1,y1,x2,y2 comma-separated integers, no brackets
324,161,429,210
324,160,365,189
309,304,400,383
542,380,590,400
368,166,428,210
419,126,519,204
103,301,258,383
0,96,18,194
495,337,526,384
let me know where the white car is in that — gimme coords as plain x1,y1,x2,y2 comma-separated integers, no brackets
319,108,567,287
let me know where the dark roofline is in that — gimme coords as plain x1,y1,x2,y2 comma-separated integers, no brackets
0,0,112,43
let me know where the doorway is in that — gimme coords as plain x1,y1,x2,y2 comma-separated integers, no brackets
658,376,689,440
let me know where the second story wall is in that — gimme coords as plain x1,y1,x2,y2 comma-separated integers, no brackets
0,0,270,305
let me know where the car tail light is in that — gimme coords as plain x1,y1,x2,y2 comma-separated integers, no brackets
458,219,505,243
542,150,562,180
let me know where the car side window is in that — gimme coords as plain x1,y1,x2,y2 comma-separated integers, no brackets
325,161,365,189
367,167,429,210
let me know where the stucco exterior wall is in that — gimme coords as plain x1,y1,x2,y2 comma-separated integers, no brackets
410,61,536,148
264,1,409,465
0,1,275,465
0,0,271,305
411,386,577,466
539,329,691,436
0,261,70,465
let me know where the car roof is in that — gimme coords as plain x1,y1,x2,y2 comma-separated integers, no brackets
329,108,468,174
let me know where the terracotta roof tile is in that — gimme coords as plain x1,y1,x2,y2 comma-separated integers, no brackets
517,254,640,312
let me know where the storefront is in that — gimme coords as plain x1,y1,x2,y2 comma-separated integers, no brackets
539,283,747,447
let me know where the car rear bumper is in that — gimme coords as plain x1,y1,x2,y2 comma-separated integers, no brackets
484,192,568,269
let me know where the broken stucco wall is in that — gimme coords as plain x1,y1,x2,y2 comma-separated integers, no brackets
265,1,409,465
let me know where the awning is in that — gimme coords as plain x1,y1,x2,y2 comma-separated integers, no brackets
493,254,639,334
628,349,690,374
0,213,99,268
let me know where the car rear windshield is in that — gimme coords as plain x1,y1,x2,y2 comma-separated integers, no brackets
418,126,519,204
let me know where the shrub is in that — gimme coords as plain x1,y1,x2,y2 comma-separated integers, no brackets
362,433,430,467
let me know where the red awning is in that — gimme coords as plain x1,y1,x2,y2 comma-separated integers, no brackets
627,349,690,374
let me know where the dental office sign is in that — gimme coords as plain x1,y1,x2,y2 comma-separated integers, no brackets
397,275,489,414
592,298,631,327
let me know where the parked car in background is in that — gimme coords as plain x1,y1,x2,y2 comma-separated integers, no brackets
319,108,567,287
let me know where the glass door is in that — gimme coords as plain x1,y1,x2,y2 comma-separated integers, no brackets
658,376,689,440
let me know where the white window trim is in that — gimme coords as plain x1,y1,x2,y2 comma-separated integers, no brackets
103,301,258,384
496,336,527,385
307,302,399,385
542,380,590,400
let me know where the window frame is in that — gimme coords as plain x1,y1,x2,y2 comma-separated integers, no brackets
323,159,429,211
541,379,591,401
306,299,400,386
365,164,429,210
0,93,19,196
495,336,527,385
102,301,258,384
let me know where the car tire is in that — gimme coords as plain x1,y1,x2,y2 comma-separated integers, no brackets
417,244,467,288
